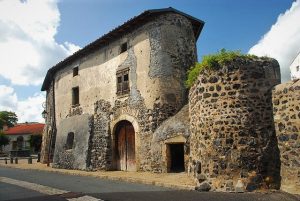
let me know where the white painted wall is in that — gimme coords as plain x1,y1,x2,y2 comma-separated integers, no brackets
2,134,31,153
290,52,300,80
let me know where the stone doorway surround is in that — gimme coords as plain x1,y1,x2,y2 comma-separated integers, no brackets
115,120,135,171
110,114,140,171
162,135,187,173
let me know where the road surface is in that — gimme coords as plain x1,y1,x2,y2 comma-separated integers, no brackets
0,167,299,201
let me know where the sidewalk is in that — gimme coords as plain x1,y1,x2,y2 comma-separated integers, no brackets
0,158,196,190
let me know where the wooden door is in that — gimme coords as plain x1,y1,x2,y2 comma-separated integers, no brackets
116,121,136,171
126,124,135,171
117,126,127,170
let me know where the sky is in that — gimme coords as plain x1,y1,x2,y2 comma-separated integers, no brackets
0,0,299,123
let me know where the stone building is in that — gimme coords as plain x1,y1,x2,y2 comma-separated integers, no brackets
290,51,300,80
40,8,204,172
40,7,299,193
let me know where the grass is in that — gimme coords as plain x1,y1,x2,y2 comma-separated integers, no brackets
185,49,259,88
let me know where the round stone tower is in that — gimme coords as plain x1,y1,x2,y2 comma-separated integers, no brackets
188,57,281,192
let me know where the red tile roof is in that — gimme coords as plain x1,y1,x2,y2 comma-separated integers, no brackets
4,123,45,135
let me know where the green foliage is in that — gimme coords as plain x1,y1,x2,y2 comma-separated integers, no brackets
0,111,18,130
0,132,10,151
29,135,42,152
185,49,258,88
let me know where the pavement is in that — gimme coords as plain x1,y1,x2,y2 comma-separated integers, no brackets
0,158,196,190
1,167,300,201
0,158,300,201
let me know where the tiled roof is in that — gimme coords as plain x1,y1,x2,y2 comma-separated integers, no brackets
4,123,45,135
41,7,204,91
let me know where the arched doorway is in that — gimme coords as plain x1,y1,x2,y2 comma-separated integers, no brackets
115,120,135,171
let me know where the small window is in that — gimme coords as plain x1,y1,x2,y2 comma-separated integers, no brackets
116,69,129,96
73,67,79,76
120,42,127,54
66,132,74,150
124,74,128,81
296,66,299,72
72,87,79,105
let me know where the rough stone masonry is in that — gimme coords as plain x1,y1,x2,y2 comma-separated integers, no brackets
273,79,300,192
188,57,281,192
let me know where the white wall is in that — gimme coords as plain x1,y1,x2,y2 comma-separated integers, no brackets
2,134,31,153
290,52,300,80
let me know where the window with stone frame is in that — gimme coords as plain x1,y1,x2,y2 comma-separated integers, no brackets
116,68,130,96
66,132,74,150
72,87,79,106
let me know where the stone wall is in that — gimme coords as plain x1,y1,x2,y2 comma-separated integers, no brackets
273,79,300,193
151,105,190,173
189,57,281,192
90,100,112,170
53,114,93,170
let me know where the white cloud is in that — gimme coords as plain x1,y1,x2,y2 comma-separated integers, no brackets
17,92,45,123
0,0,80,122
0,0,80,85
0,85,18,111
249,0,300,82
0,85,45,123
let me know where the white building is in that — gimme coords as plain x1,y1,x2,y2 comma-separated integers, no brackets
290,51,300,80
2,123,44,156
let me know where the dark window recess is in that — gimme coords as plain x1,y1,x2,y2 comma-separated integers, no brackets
73,67,79,76
124,74,128,81
297,66,299,72
120,43,127,54
66,132,74,150
116,70,129,96
72,87,79,105
169,144,185,172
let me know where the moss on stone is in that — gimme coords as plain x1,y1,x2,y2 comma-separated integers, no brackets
185,49,259,88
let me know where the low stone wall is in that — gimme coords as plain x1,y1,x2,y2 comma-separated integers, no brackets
151,105,190,173
189,57,281,192
272,79,300,192
53,114,93,170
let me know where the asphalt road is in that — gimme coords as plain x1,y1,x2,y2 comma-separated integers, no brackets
0,167,299,201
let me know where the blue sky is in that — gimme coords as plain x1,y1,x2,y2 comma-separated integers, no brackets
0,0,299,122
56,0,293,56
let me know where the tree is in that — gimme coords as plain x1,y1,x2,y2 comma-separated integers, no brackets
0,111,18,130
0,132,10,152
29,135,42,153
